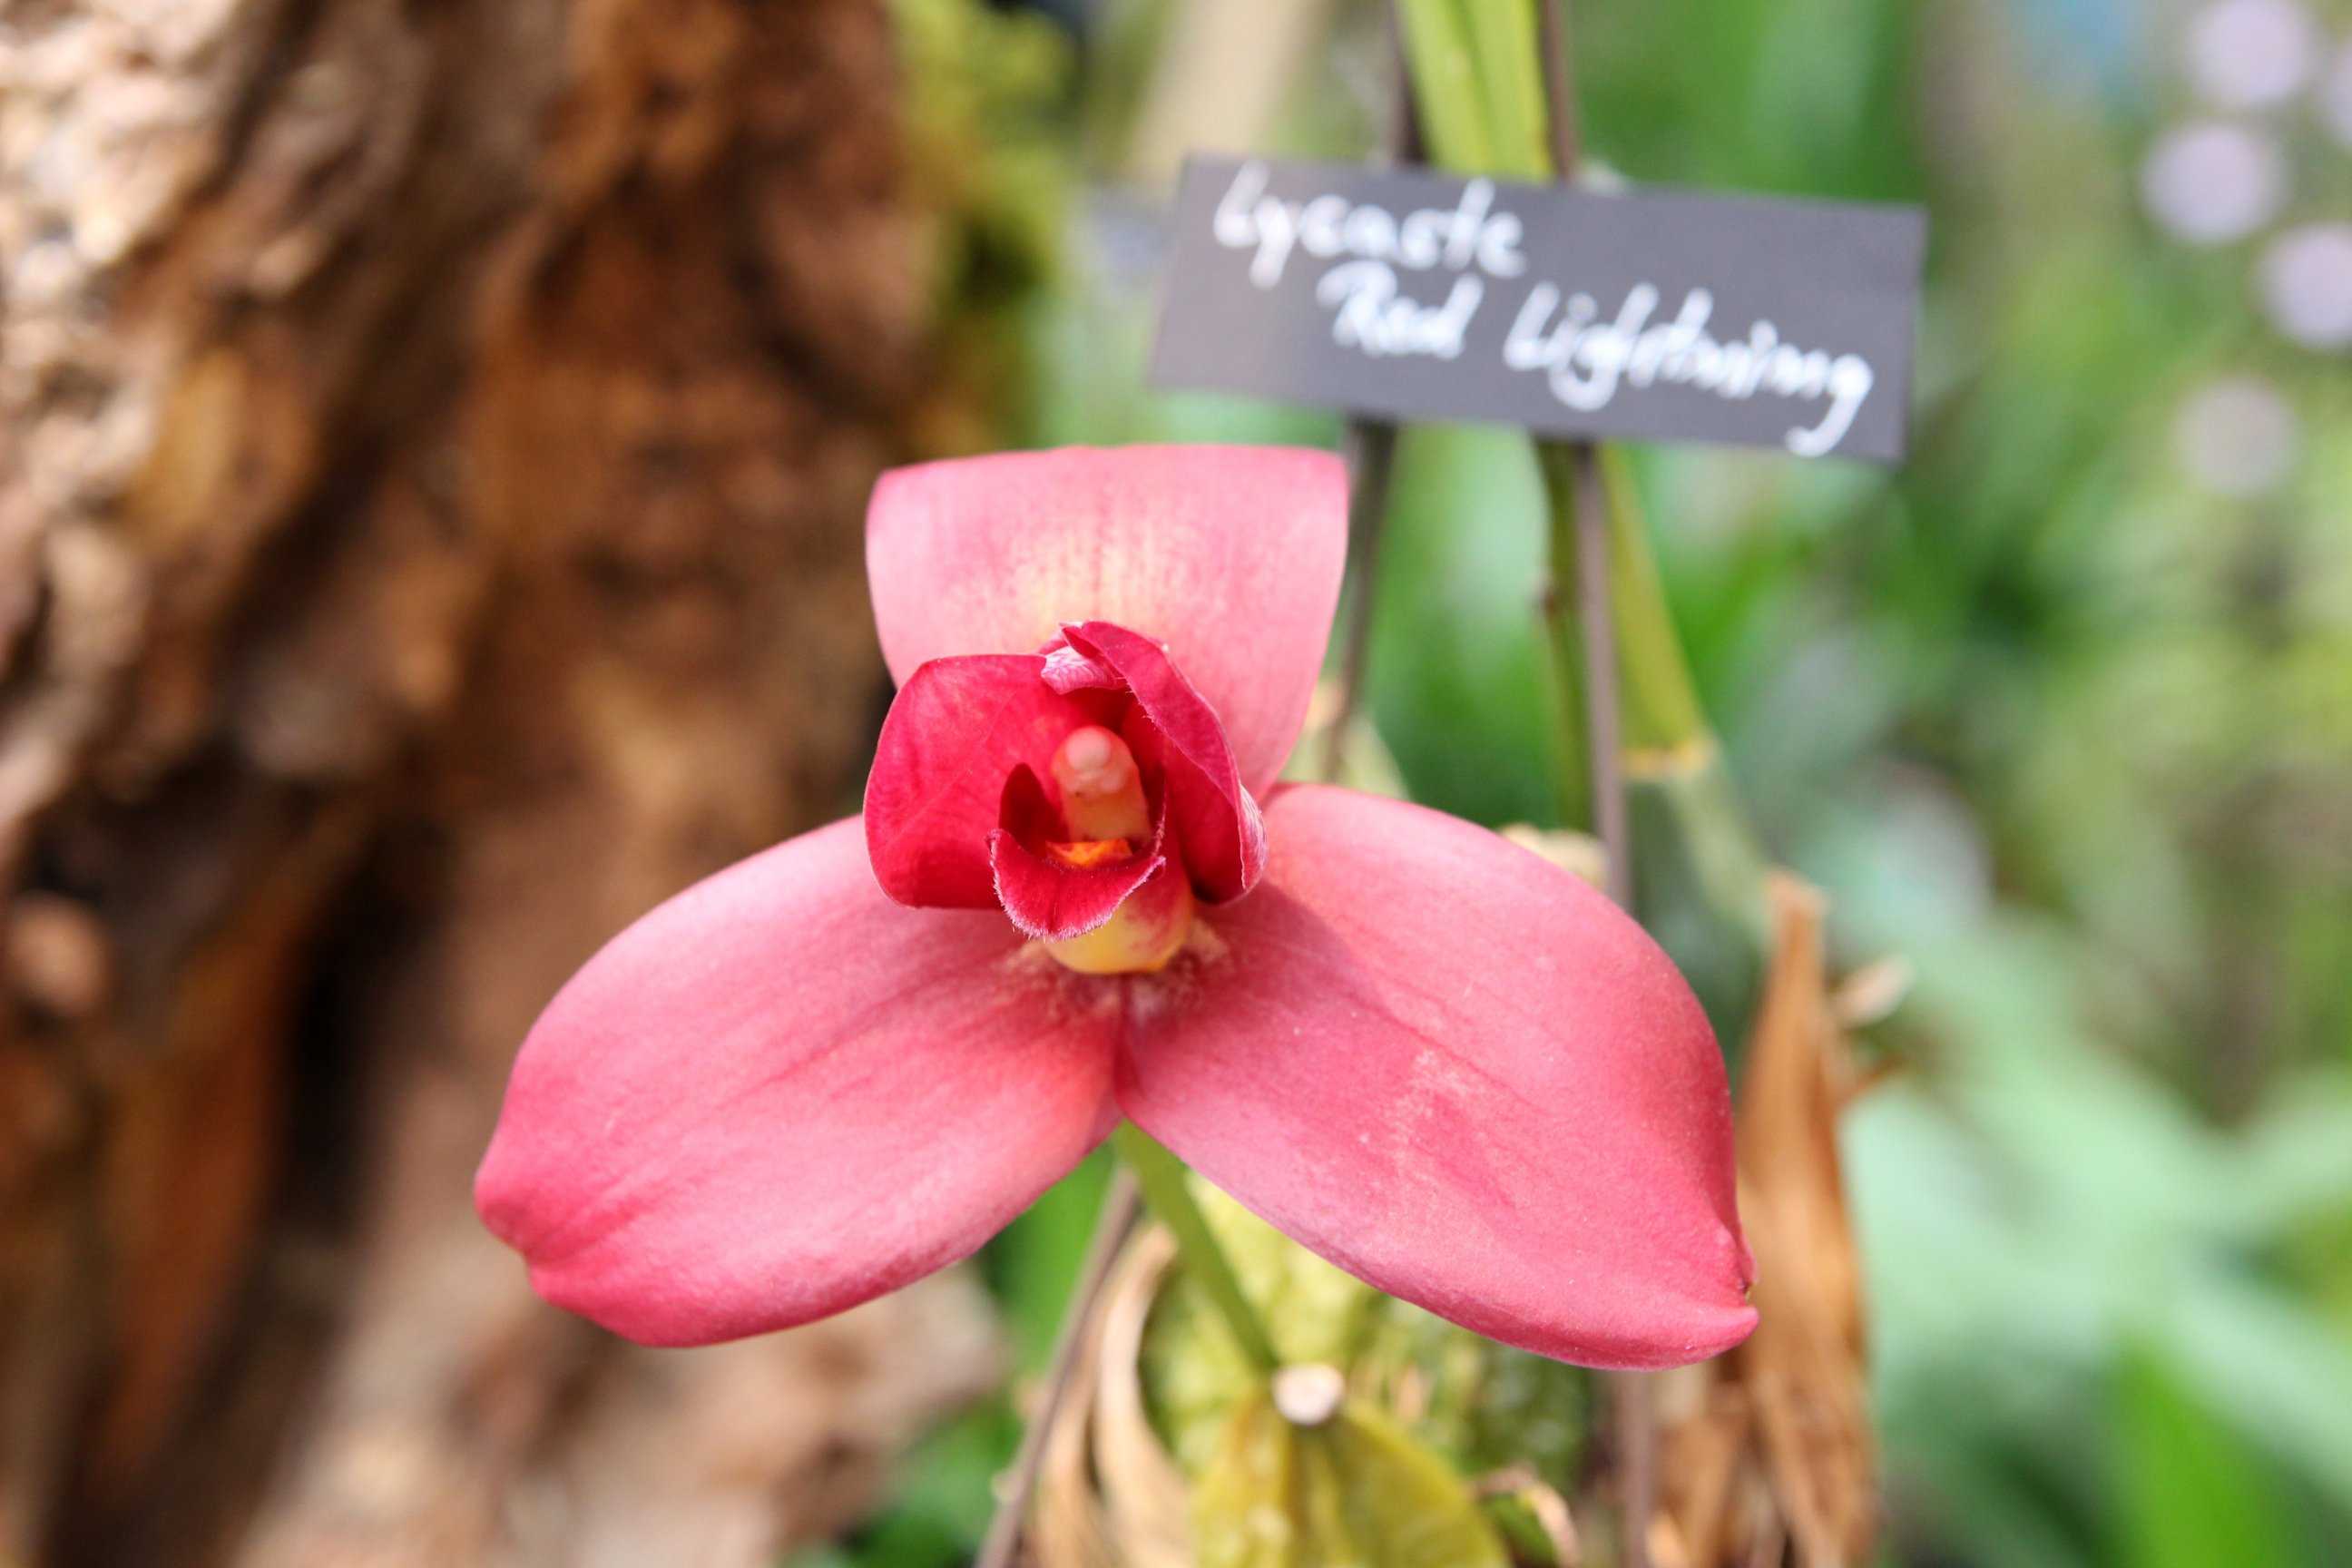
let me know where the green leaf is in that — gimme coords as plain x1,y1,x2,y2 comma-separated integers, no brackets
1192,1392,1512,1568
1348,1289,1592,1485
1323,1402,1515,1568
1192,1391,1304,1568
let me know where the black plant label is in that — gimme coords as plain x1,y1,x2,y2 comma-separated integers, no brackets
1152,155,1926,463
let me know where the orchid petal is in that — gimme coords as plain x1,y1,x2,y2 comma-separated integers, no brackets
1065,621,1265,903
475,818,1120,1347
866,653,1106,909
866,446,1348,796
1115,786,1756,1370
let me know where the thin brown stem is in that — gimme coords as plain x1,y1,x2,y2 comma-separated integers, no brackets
972,1164,1142,1568
1573,446,1631,906
1612,1367,1658,1568
1319,14,1420,785
1537,0,1583,177
1323,419,1399,782
1379,0,1427,166
1535,4,1653,1562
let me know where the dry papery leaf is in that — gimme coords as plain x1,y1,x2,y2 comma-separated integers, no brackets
1654,873,1878,1568
1034,1225,1190,1568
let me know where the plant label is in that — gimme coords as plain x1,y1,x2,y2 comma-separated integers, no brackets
1152,155,1927,462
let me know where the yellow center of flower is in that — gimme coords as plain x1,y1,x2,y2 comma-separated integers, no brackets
1040,725,1193,975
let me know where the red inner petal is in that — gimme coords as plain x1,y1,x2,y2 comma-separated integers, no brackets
866,628,1261,925
1063,622,1264,904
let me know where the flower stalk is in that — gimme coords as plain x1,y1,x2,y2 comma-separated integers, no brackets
1112,1122,1283,1376
1587,446,1774,1049
1595,446,1708,753
1538,436,1631,901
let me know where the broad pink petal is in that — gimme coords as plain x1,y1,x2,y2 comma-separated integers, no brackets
476,818,1120,1347
1065,622,1264,903
866,654,1106,909
1116,787,1756,1370
866,446,1347,795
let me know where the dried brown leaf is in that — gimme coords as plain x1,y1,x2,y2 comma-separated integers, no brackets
1728,875,1877,1567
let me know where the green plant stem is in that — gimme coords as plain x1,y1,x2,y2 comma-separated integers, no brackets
1542,444,1713,761
1393,0,1496,171
1396,0,1554,177
1460,0,1552,177
1112,1122,1282,1376
1597,446,1710,752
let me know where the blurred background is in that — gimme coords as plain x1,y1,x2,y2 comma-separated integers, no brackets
0,0,2347,1563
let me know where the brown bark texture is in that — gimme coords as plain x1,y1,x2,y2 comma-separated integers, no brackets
0,0,998,1562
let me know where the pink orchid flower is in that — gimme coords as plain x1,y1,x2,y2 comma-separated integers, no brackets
475,446,1756,1370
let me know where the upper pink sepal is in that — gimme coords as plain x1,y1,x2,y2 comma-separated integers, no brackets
866,446,1348,797
1059,621,1265,904
475,818,1122,1347
1115,786,1757,1371
865,653,1106,910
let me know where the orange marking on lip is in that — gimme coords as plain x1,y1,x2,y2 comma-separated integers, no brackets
1043,838,1132,871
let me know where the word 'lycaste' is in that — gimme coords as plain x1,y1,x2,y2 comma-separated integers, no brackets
1214,161,1527,288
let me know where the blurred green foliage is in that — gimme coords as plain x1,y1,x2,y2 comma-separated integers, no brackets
791,1406,1024,1568
892,0,1072,455
1362,426,1560,828
816,0,2352,1564
2113,1343,2296,1568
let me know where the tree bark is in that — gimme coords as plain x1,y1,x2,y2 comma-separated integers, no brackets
0,0,994,1561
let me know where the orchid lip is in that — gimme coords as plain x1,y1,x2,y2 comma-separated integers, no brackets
1041,861,1195,975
